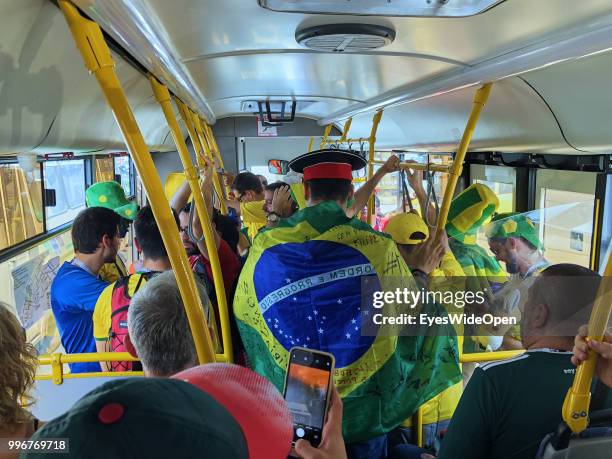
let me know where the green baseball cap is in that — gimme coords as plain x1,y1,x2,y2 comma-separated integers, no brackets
86,181,138,221
485,212,543,249
23,378,248,459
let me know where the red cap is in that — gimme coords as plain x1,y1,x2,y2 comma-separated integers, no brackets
303,162,353,181
173,364,293,459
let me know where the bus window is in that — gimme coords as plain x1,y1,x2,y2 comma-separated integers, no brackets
95,156,114,183
470,164,516,213
535,169,598,268
0,162,44,250
114,155,132,196
43,159,86,230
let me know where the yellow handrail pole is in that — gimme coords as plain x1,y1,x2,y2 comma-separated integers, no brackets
562,256,612,433
192,113,228,215
320,124,333,149
366,111,383,225
435,83,493,239
202,122,231,200
340,117,353,142
307,137,314,152
58,0,215,364
0,170,12,246
413,406,424,447
175,98,207,168
371,160,453,174
151,77,233,363
459,349,524,363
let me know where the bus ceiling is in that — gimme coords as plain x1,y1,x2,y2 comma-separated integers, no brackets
4,1,612,153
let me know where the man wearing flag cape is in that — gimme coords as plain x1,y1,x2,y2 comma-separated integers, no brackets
234,149,462,458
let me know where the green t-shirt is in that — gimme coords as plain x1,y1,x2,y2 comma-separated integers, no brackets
438,349,610,459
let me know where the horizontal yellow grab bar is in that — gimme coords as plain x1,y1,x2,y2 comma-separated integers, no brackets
459,350,524,363
38,352,139,365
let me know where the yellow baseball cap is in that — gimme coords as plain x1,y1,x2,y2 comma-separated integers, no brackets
385,212,429,245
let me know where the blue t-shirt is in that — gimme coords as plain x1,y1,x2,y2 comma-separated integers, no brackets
50,261,109,373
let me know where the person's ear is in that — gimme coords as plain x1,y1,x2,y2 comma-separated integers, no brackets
304,182,311,200
101,234,112,250
507,237,518,250
124,333,139,358
134,237,142,254
531,303,550,329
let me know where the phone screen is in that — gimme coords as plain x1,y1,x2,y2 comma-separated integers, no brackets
284,348,333,447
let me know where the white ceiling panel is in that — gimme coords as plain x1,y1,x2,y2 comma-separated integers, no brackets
186,53,457,103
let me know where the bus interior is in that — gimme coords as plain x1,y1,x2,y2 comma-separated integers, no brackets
1,0,612,457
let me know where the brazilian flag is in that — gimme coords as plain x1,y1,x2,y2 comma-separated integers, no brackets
234,201,461,443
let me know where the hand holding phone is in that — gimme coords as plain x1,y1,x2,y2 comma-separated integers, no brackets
294,386,347,459
284,347,335,448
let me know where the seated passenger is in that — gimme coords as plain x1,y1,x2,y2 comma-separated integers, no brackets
92,205,174,371
485,212,549,349
573,324,612,388
50,207,120,373
85,181,138,282
0,302,41,456
438,263,606,459
125,270,212,377
22,378,250,458
234,149,461,459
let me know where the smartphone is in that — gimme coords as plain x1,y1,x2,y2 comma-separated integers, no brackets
283,347,335,447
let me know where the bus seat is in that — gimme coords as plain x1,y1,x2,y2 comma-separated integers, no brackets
536,409,612,459
31,375,142,421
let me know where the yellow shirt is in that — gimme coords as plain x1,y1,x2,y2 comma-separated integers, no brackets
93,273,148,341
404,250,465,427
240,200,268,241
98,256,127,283
93,272,221,352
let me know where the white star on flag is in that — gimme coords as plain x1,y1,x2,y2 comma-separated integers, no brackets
307,316,312,320
285,278,291,283
322,316,326,320
318,328,324,334
337,299,342,304
293,297,297,301
345,333,351,339
351,318,357,324
355,326,359,331
274,324,278,328
313,310,318,315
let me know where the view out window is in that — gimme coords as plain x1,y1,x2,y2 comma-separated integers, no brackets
113,156,132,196
95,157,114,183
43,160,86,230
0,163,44,250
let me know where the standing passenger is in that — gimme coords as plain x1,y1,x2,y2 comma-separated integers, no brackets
234,149,461,459
50,207,120,373
92,206,175,371
85,181,138,282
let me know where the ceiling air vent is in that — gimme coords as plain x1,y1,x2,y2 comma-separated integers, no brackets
296,24,395,52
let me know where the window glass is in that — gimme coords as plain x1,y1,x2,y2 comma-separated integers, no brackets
43,160,86,229
114,156,132,196
95,157,114,183
0,162,44,250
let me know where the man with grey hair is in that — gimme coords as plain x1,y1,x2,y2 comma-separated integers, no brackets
124,270,212,377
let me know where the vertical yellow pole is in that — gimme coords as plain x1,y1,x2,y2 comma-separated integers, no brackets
192,114,228,215
14,167,28,238
175,99,206,168
563,257,612,432
150,77,233,363
340,117,353,142
307,137,314,152
413,406,424,447
435,83,493,238
319,124,333,149
0,170,11,246
59,0,215,364
366,111,383,225
202,122,231,200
